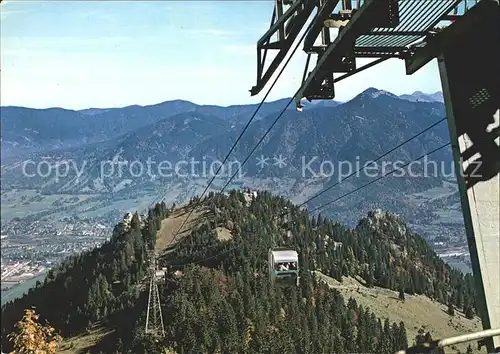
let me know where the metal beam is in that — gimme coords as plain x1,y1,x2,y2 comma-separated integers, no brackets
358,31,426,36
251,0,317,96
352,52,400,58
293,0,396,104
303,0,341,52
301,46,403,58
442,14,462,21
332,56,390,83
258,0,306,47
404,38,440,75
257,7,277,81
277,0,285,42
342,0,352,10
405,0,497,75
354,46,404,53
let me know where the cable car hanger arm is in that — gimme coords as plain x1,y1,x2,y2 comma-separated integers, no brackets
251,0,318,96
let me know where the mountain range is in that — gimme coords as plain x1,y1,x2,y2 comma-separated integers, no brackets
1,98,312,159
1,88,449,192
1,88,463,243
0,90,441,159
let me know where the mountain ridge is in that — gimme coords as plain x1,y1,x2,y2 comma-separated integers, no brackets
1,97,294,158
1,88,443,159
1,91,449,193
399,91,444,103
1,88,442,111
0,88,442,157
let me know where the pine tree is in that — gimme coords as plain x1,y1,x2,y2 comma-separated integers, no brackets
447,302,455,316
398,321,408,349
466,344,474,354
399,288,405,302
217,298,240,353
424,331,433,343
415,327,427,345
116,337,124,352
131,212,141,231
366,268,374,288
464,305,474,319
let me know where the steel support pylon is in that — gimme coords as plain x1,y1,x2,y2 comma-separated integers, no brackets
145,255,165,338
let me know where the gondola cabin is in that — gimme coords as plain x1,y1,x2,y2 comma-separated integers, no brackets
268,249,299,286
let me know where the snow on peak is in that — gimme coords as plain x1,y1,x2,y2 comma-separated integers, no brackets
357,87,398,100
369,89,397,98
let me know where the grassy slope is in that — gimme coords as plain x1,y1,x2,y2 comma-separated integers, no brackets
313,271,485,353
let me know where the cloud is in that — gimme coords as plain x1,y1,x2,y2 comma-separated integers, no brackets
180,28,240,37
1,36,133,55
1,48,53,57
75,9,116,22
223,45,255,55
37,36,131,47
0,9,28,20
0,56,249,109
0,0,443,110
1,0,38,20
202,29,237,36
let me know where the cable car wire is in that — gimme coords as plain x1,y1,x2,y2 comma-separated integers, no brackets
293,117,448,210
220,114,447,199
166,4,329,249
168,141,451,268
159,2,449,260
169,117,449,263
307,142,451,214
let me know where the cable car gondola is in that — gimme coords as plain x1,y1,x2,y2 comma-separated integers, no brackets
268,248,299,287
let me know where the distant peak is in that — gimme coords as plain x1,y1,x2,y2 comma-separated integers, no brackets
362,87,380,94
399,90,444,103
356,87,398,99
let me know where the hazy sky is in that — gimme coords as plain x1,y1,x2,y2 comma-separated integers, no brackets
1,0,443,110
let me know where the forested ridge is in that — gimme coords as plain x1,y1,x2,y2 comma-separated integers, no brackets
1,190,478,353
1,202,169,351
